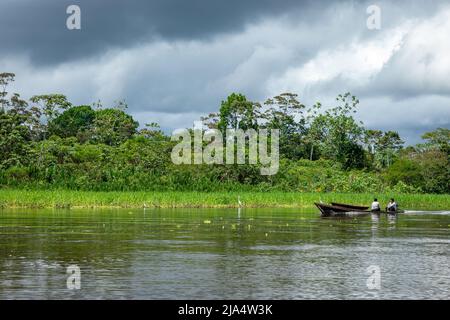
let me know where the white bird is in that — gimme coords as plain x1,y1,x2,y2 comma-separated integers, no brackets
238,196,242,207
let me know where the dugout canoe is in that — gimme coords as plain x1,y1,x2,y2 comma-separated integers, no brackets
331,202,369,211
315,202,404,217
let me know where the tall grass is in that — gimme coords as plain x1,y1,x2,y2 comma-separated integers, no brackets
0,189,448,210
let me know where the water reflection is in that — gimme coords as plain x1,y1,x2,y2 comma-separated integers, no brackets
0,208,449,299
371,213,380,235
387,214,397,230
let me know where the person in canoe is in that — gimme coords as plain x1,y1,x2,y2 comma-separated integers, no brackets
371,198,381,212
386,198,398,212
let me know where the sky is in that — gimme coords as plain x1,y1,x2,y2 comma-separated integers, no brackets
1,0,449,144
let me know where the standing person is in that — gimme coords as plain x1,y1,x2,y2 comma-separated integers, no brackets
386,198,397,212
371,198,381,212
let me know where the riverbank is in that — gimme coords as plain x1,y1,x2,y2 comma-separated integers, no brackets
0,189,448,210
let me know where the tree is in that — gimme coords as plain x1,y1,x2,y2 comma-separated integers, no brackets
416,150,450,193
304,102,325,161
48,105,96,141
0,72,15,111
421,128,450,154
29,94,72,121
0,94,31,168
138,122,168,141
91,107,139,146
216,93,260,132
29,94,72,140
365,130,404,169
263,93,307,160
387,149,449,193
0,73,33,169
308,93,365,168
364,129,383,154
375,131,403,168
385,158,422,188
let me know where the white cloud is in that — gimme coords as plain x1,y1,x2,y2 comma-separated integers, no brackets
266,23,410,95
371,8,450,97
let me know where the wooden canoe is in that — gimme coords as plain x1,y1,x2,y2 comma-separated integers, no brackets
314,202,370,217
331,202,369,210
315,202,404,217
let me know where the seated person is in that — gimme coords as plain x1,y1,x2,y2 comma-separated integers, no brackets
386,198,398,212
371,198,381,212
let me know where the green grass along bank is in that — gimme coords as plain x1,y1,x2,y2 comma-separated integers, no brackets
0,190,448,210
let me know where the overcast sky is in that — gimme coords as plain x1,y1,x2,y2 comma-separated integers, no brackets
1,0,449,144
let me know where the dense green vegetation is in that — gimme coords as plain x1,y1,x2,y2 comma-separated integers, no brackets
0,72,449,197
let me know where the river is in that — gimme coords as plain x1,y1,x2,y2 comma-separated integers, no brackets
0,208,449,299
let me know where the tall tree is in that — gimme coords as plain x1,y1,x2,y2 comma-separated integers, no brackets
29,94,72,121
308,93,365,168
0,93,31,168
365,130,404,168
263,93,307,160
216,93,260,132
29,94,72,140
0,73,15,111
48,105,96,141
91,106,139,146
421,128,450,154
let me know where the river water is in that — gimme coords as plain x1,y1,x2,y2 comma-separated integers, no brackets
0,208,449,299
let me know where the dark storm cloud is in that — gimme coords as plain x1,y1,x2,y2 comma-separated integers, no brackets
1,0,449,144
0,0,323,65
